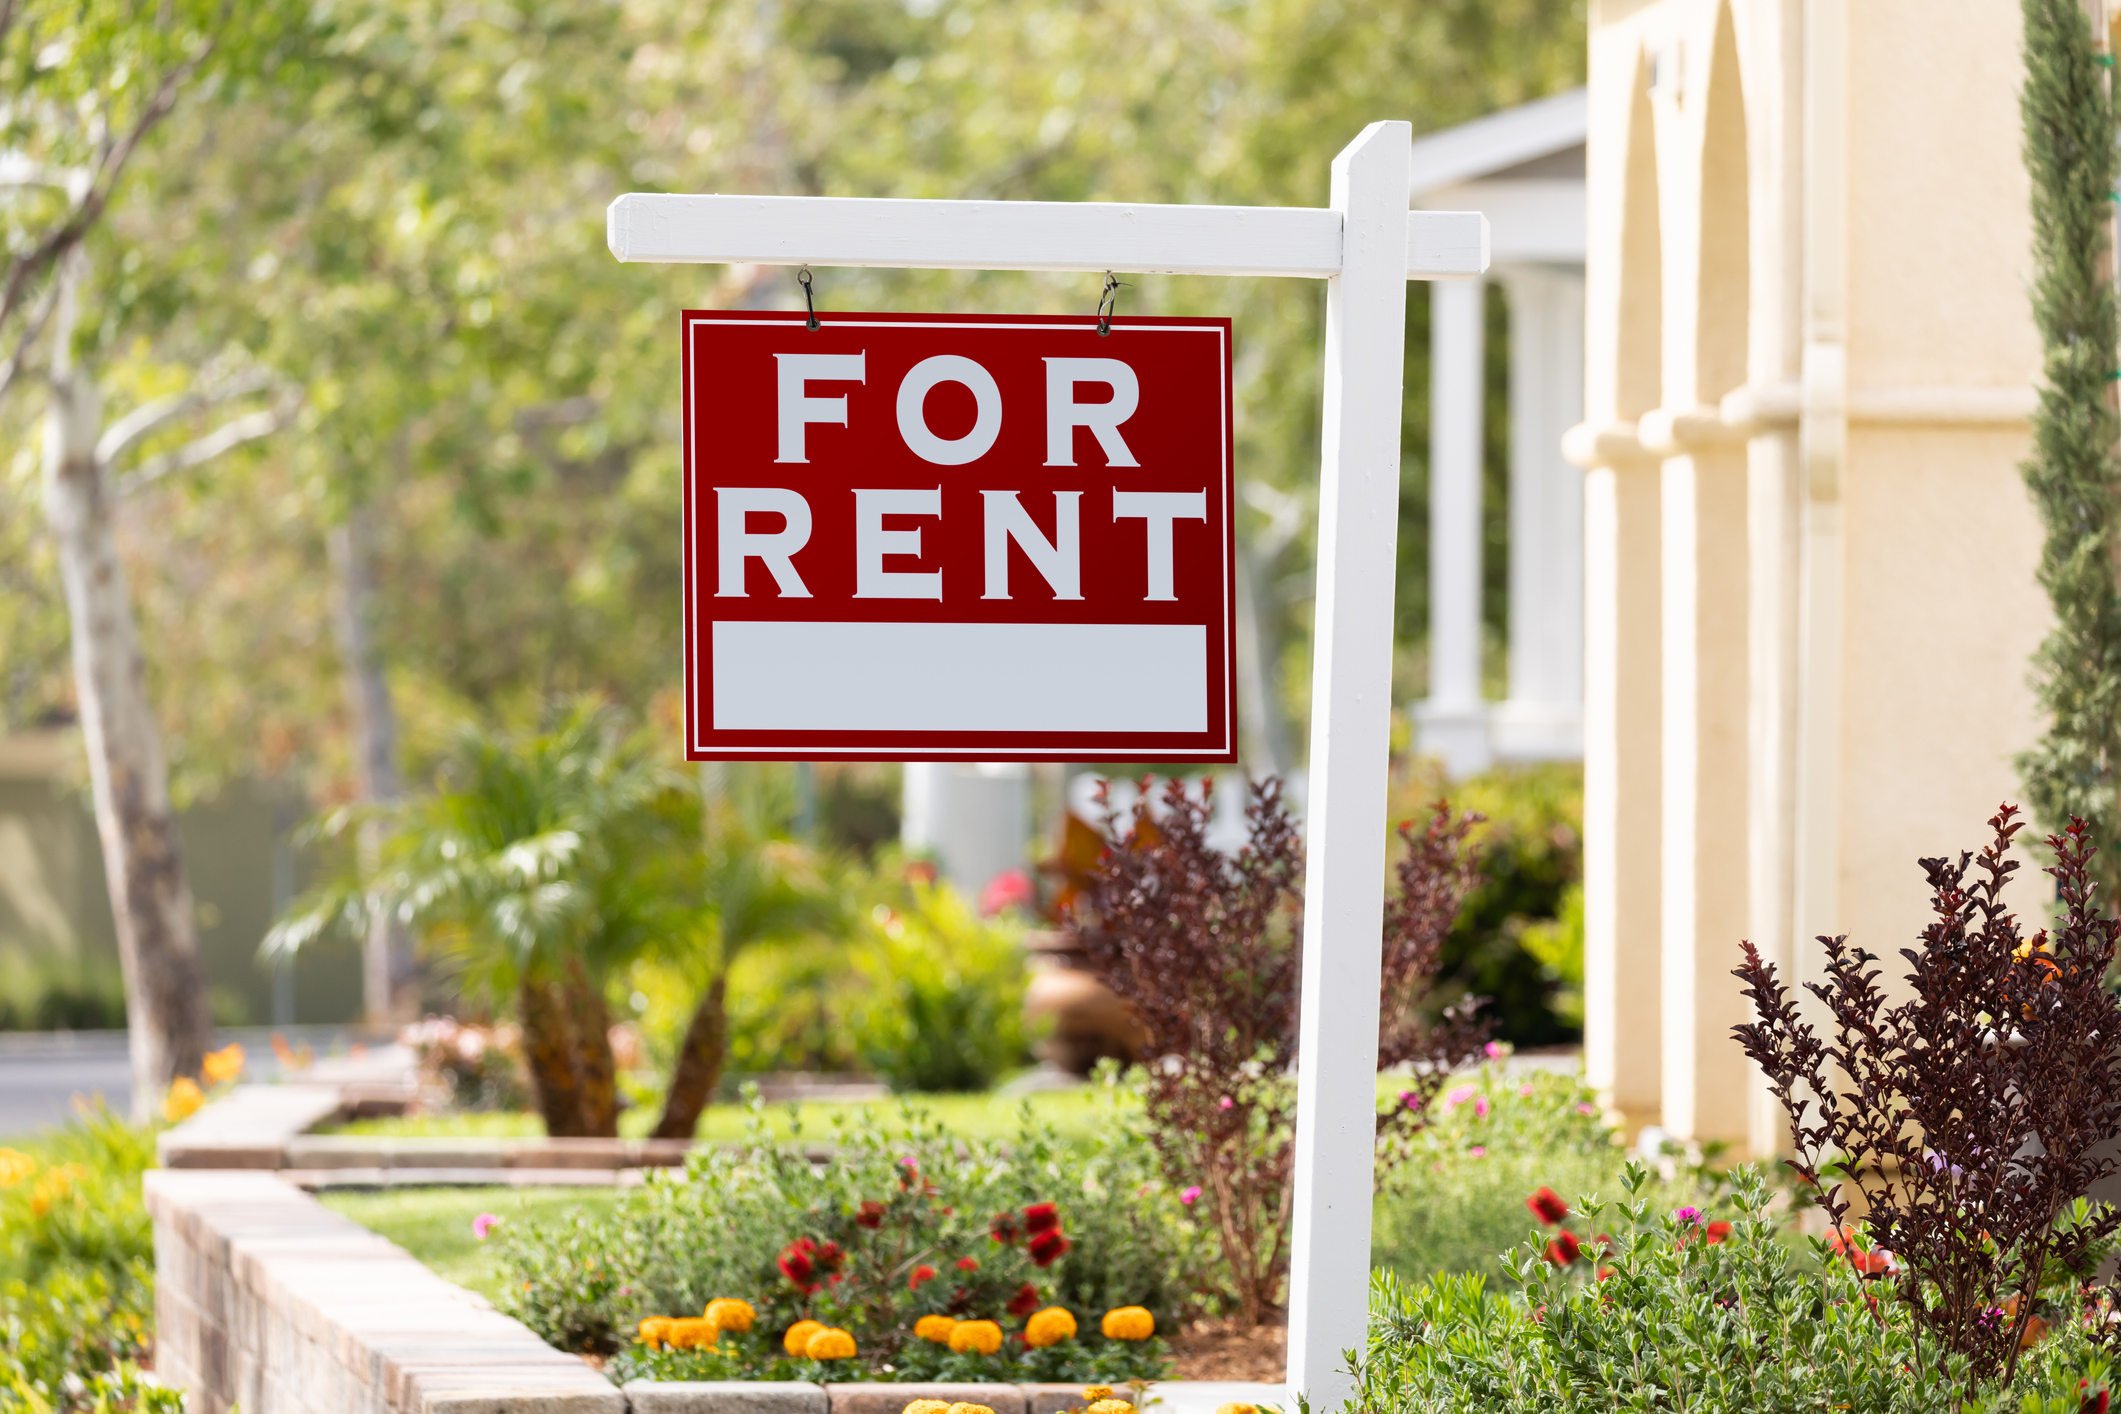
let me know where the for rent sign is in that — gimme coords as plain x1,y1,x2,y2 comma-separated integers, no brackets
682,310,1236,762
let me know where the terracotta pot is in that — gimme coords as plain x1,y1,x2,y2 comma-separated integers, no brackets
1021,930,1150,1074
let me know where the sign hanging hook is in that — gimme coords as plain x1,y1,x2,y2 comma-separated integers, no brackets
1096,271,1129,337
797,265,821,331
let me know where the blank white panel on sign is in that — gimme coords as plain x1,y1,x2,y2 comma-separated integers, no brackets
712,621,1207,733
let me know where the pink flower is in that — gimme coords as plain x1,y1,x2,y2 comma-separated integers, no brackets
1576,1103,1596,1116
1399,1090,1422,1111
978,868,1035,917
1218,1096,1234,1111
1180,1185,1202,1205
471,1213,501,1241
1469,1146,1487,1158
1518,1084,1535,1098
1473,1096,1490,1120
1444,1085,1476,1111
1675,1207,1701,1224
1483,1041,1506,1059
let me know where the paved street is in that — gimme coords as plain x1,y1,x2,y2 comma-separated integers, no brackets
0,1025,391,1137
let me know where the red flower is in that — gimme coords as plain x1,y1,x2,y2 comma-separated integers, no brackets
778,1239,819,1292
909,1264,938,1290
815,1241,845,1273
2082,1392,2110,1414
991,1212,1021,1246
1028,1230,1071,1267
1006,1282,1041,1317
1525,1187,1568,1226
1704,1221,1732,1245
1827,1228,1891,1277
1023,1202,1061,1235
899,1161,918,1190
1595,1265,1616,1282
857,1201,886,1229
1545,1231,1582,1266
956,1256,980,1271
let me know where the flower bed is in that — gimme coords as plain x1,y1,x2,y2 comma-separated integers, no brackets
483,1097,1211,1383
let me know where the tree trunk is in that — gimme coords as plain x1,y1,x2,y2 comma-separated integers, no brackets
653,972,728,1139
518,972,587,1136
563,952,620,1138
39,253,213,1118
327,504,415,1024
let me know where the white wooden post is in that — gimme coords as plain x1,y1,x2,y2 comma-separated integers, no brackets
1285,119,1413,1414
607,149,1483,1409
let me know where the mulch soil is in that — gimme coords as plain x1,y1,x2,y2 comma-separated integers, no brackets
1166,1317,1287,1382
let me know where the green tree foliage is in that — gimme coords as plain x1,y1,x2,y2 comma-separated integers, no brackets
2018,0,2121,893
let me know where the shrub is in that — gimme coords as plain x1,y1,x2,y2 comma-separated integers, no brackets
492,1093,1207,1381
1735,805,2121,1383
1354,1163,2120,1414
851,882,1028,1093
1371,1065,1621,1281
1071,778,1486,1323
0,1102,175,1414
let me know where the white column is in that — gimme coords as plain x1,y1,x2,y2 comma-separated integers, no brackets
1414,274,1491,776
900,763,1030,898
1285,120,1412,1414
1491,266,1587,761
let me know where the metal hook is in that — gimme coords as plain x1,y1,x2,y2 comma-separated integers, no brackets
797,265,820,331
1096,271,1128,336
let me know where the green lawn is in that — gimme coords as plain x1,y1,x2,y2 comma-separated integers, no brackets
324,1084,1140,1144
318,1186,625,1305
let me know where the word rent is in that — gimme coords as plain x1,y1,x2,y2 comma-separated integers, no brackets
720,352,1204,604
680,311,1237,762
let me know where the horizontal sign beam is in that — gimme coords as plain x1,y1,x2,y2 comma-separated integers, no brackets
607,193,1487,281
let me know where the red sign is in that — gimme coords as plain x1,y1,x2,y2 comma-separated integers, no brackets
681,310,1236,762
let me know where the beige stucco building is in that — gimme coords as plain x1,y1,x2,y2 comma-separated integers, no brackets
1572,0,2059,1154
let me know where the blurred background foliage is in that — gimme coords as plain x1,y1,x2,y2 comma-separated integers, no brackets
0,0,1585,793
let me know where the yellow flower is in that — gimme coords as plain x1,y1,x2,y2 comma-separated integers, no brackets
669,1317,718,1350
946,1405,997,1414
947,1319,1003,1355
706,1298,755,1332
637,1317,676,1350
1216,1404,1260,1414
0,1148,34,1188
1081,1389,1114,1402
1087,1402,1136,1414
784,1320,826,1357
201,1043,245,1086
1024,1306,1078,1349
913,1314,960,1345
1100,1306,1155,1341
902,1402,952,1414
164,1076,205,1123
805,1327,857,1360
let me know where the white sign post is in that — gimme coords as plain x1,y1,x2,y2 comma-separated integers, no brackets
609,121,1487,1413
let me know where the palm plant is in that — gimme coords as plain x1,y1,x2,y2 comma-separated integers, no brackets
649,796,838,1139
269,702,698,1137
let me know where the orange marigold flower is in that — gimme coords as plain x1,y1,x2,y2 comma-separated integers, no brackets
0,1148,34,1188
201,1043,245,1086
902,1403,951,1414
1100,1306,1154,1341
1024,1306,1077,1348
946,1405,997,1414
913,1314,958,1344
669,1317,718,1350
637,1317,676,1349
1214,1404,1258,1414
1087,1401,1135,1414
805,1327,857,1360
164,1076,205,1123
784,1320,826,1356
948,1319,1003,1355
706,1298,754,1332
1081,1389,1115,1402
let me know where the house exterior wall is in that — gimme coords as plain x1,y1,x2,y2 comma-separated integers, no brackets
1577,0,2054,1153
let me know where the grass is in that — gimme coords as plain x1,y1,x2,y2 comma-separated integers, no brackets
324,1083,1141,1144
317,1186,626,1305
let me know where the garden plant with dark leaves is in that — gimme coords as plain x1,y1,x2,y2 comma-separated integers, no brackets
1734,805,2121,1384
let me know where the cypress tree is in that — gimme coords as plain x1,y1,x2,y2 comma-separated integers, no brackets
2017,0,2121,895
